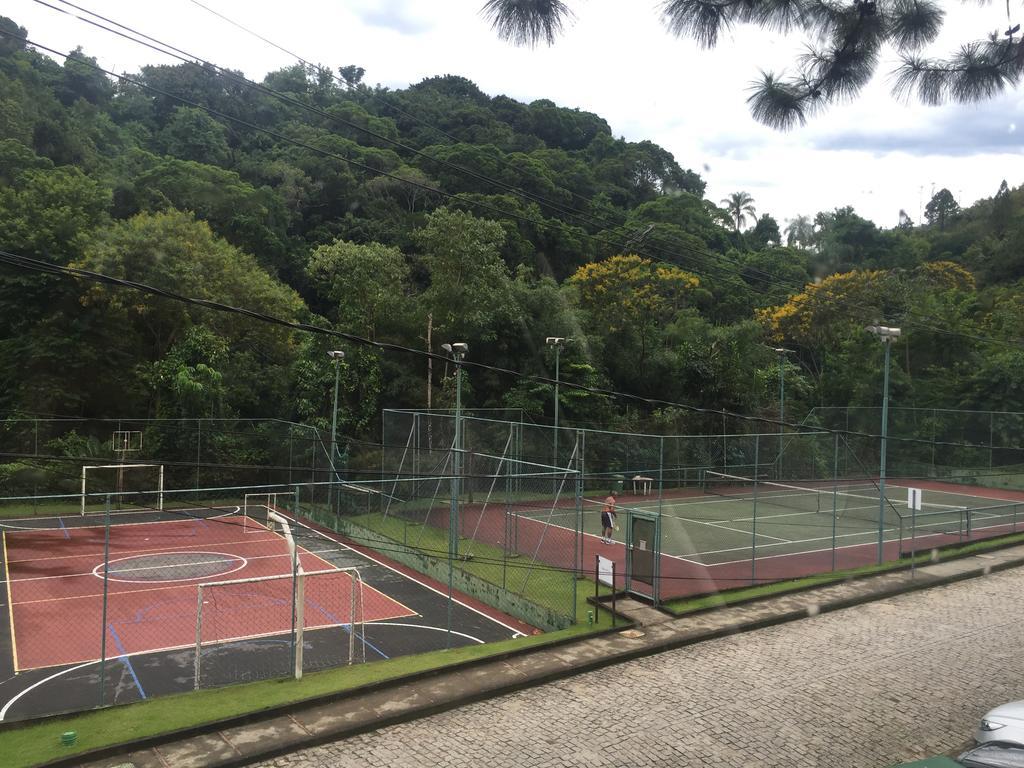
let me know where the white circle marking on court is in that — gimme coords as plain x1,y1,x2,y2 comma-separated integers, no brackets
90,551,249,583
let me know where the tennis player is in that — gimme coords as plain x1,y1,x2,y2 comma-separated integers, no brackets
601,490,618,544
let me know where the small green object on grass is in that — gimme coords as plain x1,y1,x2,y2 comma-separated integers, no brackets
60,731,77,747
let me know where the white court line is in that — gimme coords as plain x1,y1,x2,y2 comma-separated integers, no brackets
515,512,706,566
6,544,349,590
372,622,485,643
285,515,527,638
89,552,248,584
705,526,907,568
0,659,98,720
696,526,892,557
0,505,242,530
670,516,792,543
7,534,292,576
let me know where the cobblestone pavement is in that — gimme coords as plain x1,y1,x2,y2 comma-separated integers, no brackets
256,567,1024,768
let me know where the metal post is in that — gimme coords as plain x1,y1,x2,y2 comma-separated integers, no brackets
554,344,560,477
444,343,468,648
751,436,760,585
289,526,300,677
831,431,839,572
196,418,201,490
990,411,995,469
867,325,900,564
775,348,788,479
98,496,111,707
194,585,204,689
328,355,342,513
453,360,463,558
878,339,892,564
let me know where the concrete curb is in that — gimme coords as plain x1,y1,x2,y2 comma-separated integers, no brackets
41,547,1024,768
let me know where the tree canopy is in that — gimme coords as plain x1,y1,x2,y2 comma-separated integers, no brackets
480,0,1024,129
0,14,1022,459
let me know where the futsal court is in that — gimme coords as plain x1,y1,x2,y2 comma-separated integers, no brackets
0,502,532,721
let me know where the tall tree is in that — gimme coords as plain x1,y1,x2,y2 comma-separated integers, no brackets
479,1,1024,129
785,214,815,248
925,188,962,230
721,191,756,232
749,213,781,250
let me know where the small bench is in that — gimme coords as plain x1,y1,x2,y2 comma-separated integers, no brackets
632,476,654,496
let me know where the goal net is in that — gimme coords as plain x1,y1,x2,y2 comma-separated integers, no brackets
193,566,366,689
242,492,291,533
80,463,164,516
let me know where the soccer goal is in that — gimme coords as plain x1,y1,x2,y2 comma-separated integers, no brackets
193,565,366,689
242,492,290,533
80,463,164,516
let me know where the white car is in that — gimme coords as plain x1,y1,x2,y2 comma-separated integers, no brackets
978,701,1024,746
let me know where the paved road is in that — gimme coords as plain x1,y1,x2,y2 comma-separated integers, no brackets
256,567,1024,768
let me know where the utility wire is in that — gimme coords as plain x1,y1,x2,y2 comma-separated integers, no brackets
2,246,1017,454
15,11,1022,353
34,0,802,298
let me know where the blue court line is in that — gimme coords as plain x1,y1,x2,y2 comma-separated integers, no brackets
306,598,388,659
107,624,147,699
58,517,69,539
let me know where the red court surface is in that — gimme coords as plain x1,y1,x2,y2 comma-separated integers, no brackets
4,515,415,671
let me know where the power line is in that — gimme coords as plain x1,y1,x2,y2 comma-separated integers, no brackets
3,246,1018,454
28,0,825,298
14,12,1021,353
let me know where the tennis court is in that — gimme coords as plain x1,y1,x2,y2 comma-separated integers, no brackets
0,501,532,722
493,476,1024,600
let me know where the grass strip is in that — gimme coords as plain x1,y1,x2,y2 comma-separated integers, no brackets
1,580,614,768
346,511,578,615
664,530,1024,614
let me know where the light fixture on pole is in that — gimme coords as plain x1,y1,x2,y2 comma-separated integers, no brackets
441,342,468,648
326,350,344,513
773,348,792,479
866,325,901,564
545,337,572,477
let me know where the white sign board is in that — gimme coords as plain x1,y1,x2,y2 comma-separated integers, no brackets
907,488,922,511
597,554,615,587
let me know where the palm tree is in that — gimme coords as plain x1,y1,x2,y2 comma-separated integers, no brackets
784,214,814,248
721,192,756,232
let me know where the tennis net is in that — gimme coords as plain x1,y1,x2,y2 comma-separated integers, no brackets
701,470,968,533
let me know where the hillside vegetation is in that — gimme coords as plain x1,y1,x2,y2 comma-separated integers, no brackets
2,15,1023,452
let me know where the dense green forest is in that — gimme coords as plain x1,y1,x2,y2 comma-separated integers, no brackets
1,14,1023,451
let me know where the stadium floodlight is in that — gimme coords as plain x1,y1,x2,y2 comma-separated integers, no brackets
327,350,345,512
867,324,901,563
441,342,468,359
865,325,901,341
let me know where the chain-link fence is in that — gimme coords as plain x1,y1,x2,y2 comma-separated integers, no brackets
382,410,1024,605
0,478,520,722
803,407,1024,489
309,414,582,632
0,415,357,499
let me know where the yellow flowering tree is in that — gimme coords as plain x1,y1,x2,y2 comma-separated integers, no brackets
566,254,699,382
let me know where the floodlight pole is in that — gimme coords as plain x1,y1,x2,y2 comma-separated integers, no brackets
442,342,468,648
327,351,344,513
867,325,900,564
546,337,572,481
774,348,790,479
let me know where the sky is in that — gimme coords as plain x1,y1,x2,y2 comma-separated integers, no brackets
7,0,1022,230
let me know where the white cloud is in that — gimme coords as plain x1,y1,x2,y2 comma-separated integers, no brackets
6,0,1020,229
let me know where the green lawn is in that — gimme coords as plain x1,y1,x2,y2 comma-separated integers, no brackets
331,509,580,618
